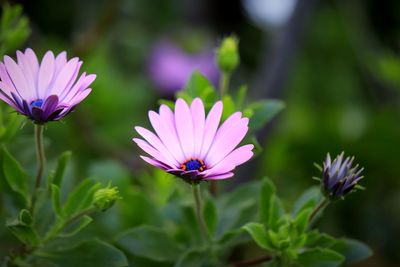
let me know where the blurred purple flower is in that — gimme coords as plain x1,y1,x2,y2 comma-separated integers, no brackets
0,48,95,123
147,40,219,94
133,98,253,183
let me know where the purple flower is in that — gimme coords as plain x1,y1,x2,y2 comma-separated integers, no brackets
0,48,96,123
322,152,364,199
148,40,219,94
133,98,254,183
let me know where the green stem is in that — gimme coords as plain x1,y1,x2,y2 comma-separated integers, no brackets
192,184,212,244
30,124,46,214
219,71,230,98
42,207,96,244
309,198,329,223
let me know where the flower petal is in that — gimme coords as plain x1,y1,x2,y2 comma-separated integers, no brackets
38,51,55,99
4,55,33,101
134,126,179,167
205,113,249,166
199,101,223,159
203,172,234,180
175,98,195,158
190,98,205,157
50,57,79,96
140,156,170,170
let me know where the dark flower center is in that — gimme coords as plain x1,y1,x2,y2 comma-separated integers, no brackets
180,158,206,171
31,99,44,108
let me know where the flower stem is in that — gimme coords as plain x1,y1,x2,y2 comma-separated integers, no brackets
219,71,230,98
30,124,46,214
309,198,329,223
192,184,212,244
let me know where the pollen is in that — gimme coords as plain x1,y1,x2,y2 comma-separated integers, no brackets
180,158,206,172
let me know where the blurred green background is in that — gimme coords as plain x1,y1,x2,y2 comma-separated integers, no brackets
1,0,400,266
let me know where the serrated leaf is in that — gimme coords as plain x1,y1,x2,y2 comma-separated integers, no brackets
331,238,372,265
38,239,127,267
116,225,183,262
2,146,29,205
243,222,273,251
203,197,217,236
52,151,71,187
296,248,344,267
293,208,312,234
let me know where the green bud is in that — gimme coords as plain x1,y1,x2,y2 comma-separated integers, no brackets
93,184,120,212
216,36,240,73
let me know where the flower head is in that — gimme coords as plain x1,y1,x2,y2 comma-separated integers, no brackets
321,152,364,199
148,40,219,94
0,48,95,123
134,98,254,183
93,184,120,212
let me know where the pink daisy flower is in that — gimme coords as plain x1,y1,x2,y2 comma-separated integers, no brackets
0,48,95,123
133,98,254,183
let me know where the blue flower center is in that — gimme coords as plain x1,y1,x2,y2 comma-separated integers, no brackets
180,158,206,172
31,99,44,108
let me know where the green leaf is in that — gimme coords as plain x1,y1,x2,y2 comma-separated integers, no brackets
293,208,312,234
7,215,39,246
52,151,72,187
38,239,127,267
296,248,344,267
235,85,247,110
259,178,284,231
116,225,183,262
292,187,322,216
158,99,175,109
242,222,273,251
19,209,33,225
221,95,236,120
59,215,93,237
2,146,29,205
331,238,372,265
203,197,217,236
306,231,337,248
63,179,100,217
245,100,285,131
51,184,63,217
174,248,209,267
179,71,217,106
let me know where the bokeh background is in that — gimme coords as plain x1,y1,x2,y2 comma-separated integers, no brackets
1,0,400,266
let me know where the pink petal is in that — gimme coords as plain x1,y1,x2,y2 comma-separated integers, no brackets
24,48,39,79
205,116,249,166
61,73,95,103
0,62,17,96
133,138,175,168
38,51,55,99
154,105,186,162
16,51,36,97
4,56,34,101
50,57,79,96
191,98,205,157
54,51,67,76
199,101,223,159
135,126,179,167
140,156,170,170
175,98,195,158
203,172,234,180
0,88,18,109
68,88,92,106
203,144,254,176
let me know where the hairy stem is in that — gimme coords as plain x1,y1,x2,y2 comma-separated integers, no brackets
192,184,212,243
30,124,46,214
309,198,329,223
219,71,230,98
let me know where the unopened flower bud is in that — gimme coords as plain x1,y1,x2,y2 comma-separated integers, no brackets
93,185,120,212
216,36,239,73
320,152,364,200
